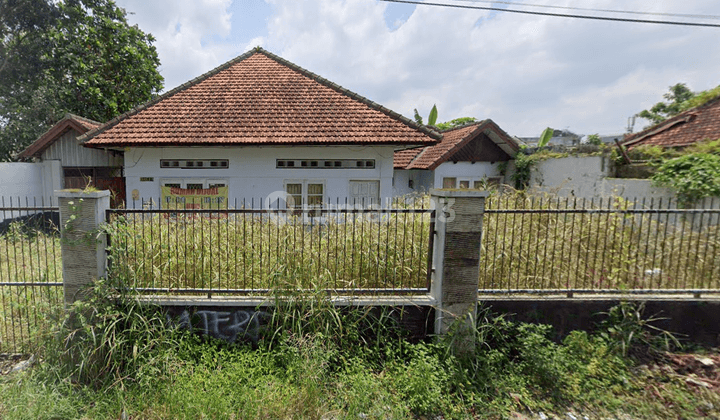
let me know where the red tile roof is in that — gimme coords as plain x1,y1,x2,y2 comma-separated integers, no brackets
82,48,440,148
622,95,720,149
394,119,519,170
18,114,102,159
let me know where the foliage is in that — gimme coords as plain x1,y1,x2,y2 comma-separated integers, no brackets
435,116,478,130
0,0,163,161
599,301,680,359
638,83,720,128
105,209,431,291
509,149,538,189
638,83,695,125
481,190,720,290
587,133,603,146
651,152,720,207
41,278,181,389
413,104,438,126
626,144,667,162
2,292,719,419
678,85,720,111
537,127,553,148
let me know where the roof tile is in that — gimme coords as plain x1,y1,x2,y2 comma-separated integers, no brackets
623,95,720,149
394,120,518,170
83,48,438,148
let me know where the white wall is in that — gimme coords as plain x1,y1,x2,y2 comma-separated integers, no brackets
433,161,502,188
0,161,61,202
527,155,720,207
124,145,397,208
392,169,433,196
0,160,62,222
529,155,613,197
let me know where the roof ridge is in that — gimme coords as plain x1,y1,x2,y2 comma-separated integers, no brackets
79,46,441,144
257,49,442,141
623,93,720,146
63,113,102,126
77,47,261,143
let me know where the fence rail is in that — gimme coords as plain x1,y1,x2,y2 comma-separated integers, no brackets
480,196,720,295
106,198,435,295
0,198,63,354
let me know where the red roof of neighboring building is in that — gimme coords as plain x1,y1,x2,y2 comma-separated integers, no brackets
18,114,102,159
622,95,720,149
82,47,440,148
394,119,519,170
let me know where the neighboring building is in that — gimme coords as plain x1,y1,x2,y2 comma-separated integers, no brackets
393,119,519,195
622,95,720,149
17,113,125,206
80,47,439,209
583,134,624,145
518,129,582,147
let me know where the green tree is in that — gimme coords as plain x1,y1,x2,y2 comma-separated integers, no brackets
0,0,163,161
637,83,694,125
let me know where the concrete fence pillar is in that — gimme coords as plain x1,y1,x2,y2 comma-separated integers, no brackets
430,189,488,337
56,190,110,305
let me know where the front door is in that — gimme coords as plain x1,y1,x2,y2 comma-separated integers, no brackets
349,180,379,207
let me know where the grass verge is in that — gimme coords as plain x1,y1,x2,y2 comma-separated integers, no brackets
1,282,719,419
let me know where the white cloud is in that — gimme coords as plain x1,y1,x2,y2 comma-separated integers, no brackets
116,0,720,136
117,0,235,90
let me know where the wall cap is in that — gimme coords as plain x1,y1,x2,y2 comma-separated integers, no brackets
429,189,490,198
55,189,111,199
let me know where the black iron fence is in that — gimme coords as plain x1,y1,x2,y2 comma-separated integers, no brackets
0,197,63,354
106,198,435,295
480,196,720,295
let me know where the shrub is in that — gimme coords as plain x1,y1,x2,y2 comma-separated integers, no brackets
651,152,720,207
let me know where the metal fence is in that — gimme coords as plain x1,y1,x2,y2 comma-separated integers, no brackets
0,197,63,354
480,196,720,295
106,198,435,295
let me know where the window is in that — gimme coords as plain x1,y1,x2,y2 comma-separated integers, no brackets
160,159,228,169
161,179,227,189
276,159,375,169
442,177,457,189
284,181,324,216
459,180,470,189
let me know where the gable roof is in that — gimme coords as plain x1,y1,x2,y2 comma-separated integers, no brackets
82,47,440,148
622,95,720,149
394,119,519,170
17,114,102,159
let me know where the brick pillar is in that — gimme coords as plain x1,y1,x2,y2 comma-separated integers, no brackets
56,190,110,305
430,189,488,338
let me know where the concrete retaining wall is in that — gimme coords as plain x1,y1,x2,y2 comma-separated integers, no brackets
481,297,720,347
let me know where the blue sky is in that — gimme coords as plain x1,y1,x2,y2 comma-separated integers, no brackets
115,0,720,137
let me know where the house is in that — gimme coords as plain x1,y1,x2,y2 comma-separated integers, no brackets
79,47,440,209
518,129,582,147
622,94,720,150
16,113,125,206
393,119,519,195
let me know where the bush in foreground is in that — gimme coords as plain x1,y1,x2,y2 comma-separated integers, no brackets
0,284,718,419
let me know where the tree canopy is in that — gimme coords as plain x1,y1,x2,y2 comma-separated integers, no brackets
637,83,694,126
637,83,720,128
0,0,163,161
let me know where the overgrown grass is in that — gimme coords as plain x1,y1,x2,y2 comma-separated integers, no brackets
481,191,720,290
106,210,432,292
0,223,63,353
1,281,717,419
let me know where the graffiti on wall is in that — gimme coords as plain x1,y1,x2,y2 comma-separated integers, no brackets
166,309,269,344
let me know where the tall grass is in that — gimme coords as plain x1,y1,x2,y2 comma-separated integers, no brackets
3,282,714,419
481,193,720,291
0,223,63,353
106,210,432,292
